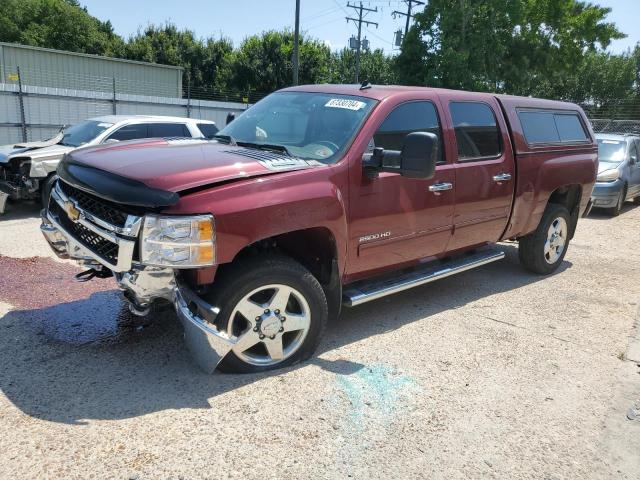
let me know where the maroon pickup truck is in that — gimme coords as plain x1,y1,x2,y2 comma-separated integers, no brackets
40,84,597,373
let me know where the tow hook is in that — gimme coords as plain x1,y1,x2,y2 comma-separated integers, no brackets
74,268,112,283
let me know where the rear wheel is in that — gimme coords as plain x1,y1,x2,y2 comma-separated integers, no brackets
518,204,571,275
205,255,328,374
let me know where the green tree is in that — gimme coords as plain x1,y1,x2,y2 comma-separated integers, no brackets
125,23,233,93
535,51,637,103
329,48,397,84
0,0,125,56
230,31,331,96
396,0,626,96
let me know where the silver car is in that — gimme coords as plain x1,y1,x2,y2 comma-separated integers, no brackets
0,115,218,213
591,133,640,216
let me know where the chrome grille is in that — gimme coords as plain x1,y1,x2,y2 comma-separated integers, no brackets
59,181,129,227
48,180,142,272
50,200,119,264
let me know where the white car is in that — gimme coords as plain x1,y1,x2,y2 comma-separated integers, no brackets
0,115,218,213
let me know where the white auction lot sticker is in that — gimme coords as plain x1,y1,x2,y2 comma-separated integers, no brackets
325,98,366,111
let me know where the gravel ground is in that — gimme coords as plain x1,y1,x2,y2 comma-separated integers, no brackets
0,200,639,479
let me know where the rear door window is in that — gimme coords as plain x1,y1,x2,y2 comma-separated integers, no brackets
450,102,501,160
374,101,444,163
518,110,588,144
148,123,191,138
108,123,148,141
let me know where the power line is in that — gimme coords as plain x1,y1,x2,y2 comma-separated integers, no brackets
301,6,342,22
346,2,379,82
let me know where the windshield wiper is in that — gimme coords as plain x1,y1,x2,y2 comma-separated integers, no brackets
237,141,293,157
212,134,237,146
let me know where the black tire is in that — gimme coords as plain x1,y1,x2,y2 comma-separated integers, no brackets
606,185,626,217
41,174,57,207
205,255,328,374
518,203,571,275
633,195,640,206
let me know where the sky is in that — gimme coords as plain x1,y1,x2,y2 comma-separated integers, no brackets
80,0,640,54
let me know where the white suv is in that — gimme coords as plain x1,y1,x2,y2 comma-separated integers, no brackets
0,115,219,212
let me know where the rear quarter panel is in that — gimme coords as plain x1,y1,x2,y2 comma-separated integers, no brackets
497,96,598,238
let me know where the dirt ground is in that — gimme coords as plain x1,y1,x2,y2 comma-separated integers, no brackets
0,201,639,480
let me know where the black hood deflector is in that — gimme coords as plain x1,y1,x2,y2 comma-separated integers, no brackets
57,156,180,208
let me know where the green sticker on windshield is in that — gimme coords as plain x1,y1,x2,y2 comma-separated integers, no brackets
325,98,366,111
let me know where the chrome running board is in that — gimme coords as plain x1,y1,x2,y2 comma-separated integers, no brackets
342,246,505,307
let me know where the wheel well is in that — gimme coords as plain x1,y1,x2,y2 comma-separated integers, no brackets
230,227,339,286
547,184,582,238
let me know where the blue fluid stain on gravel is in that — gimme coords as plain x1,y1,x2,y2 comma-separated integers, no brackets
333,363,419,428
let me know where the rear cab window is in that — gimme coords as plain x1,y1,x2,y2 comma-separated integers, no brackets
449,102,502,161
518,110,589,145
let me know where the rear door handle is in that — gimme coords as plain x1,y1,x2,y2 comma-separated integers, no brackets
492,173,512,182
428,182,453,193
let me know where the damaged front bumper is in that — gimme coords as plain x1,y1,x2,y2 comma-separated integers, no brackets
40,199,236,373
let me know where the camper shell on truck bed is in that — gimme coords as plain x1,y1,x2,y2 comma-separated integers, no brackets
40,84,597,373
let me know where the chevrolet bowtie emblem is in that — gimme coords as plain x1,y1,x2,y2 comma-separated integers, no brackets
64,200,81,222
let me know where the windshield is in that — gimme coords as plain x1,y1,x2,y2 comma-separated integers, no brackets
60,120,114,147
217,92,376,163
597,139,626,164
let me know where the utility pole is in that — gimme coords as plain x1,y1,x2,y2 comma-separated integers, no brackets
293,0,300,85
392,0,425,37
346,2,378,83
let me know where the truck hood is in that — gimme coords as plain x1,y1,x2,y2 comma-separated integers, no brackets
62,138,323,194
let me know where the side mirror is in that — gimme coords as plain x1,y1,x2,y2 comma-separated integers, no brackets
630,155,637,165
364,132,438,179
103,138,120,144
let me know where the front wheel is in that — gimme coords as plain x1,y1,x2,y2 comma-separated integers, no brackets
607,186,626,217
205,255,328,374
41,174,57,207
518,204,571,275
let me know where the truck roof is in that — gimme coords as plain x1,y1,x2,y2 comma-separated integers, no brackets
282,84,580,111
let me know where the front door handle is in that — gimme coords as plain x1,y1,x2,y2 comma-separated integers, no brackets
428,182,453,193
493,173,512,182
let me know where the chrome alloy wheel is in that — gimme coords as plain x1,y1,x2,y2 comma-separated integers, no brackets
227,284,311,366
544,217,567,264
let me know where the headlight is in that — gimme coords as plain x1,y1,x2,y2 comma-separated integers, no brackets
140,215,215,267
596,169,620,182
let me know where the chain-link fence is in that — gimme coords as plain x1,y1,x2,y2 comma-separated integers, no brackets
579,99,640,135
